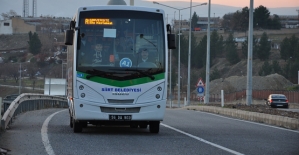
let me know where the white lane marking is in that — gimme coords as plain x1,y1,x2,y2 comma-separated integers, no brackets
41,109,67,155
161,123,244,155
196,111,299,134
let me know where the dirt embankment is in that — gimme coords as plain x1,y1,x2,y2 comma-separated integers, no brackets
0,34,29,51
209,73,295,95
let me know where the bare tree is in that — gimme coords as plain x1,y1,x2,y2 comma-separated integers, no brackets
26,63,39,79
0,63,5,79
6,63,20,83
1,10,19,20
0,63,9,82
39,65,51,79
51,65,62,78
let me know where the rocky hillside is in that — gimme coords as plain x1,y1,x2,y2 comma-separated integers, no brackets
0,34,29,51
210,57,284,78
209,73,294,95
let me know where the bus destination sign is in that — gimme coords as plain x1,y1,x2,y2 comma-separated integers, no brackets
85,18,113,25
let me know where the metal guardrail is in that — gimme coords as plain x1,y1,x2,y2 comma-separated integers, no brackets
1,93,68,131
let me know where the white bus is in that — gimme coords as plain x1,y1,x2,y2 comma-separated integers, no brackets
64,4,175,133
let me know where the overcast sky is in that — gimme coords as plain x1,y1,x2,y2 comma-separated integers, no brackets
0,0,298,20
147,0,299,8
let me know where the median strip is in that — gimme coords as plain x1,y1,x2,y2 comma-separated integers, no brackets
183,106,299,130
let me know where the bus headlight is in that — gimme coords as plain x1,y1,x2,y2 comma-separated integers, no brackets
135,82,165,104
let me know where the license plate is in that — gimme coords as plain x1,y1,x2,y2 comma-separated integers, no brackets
277,105,283,106
109,115,132,121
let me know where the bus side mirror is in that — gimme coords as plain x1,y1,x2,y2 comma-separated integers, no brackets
166,24,171,32
70,21,75,29
167,34,176,49
64,30,74,45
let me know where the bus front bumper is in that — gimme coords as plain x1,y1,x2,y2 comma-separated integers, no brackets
72,99,166,121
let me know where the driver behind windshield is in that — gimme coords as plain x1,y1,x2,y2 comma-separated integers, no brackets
87,42,110,64
136,47,156,67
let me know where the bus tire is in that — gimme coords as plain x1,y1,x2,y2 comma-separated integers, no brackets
82,122,88,128
149,121,160,133
70,116,73,128
139,124,147,129
130,124,138,128
139,122,148,128
73,119,83,133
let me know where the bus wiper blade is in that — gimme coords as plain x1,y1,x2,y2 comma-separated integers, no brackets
134,70,155,80
123,69,155,80
86,69,104,79
86,69,122,79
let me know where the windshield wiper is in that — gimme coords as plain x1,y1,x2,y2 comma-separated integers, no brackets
86,69,124,79
86,69,105,79
130,69,155,80
111,68,155,80
139,34,158,53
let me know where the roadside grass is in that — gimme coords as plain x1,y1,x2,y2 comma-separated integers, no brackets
0,86,43,99
287,85,299,91
0,78,44,98
0,78,44,88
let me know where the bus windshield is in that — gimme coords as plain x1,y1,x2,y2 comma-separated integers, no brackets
77,10,165,78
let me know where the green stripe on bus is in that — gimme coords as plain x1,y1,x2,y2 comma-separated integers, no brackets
77,72,165,87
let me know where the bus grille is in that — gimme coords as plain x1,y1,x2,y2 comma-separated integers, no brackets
100,107,140,113
107,99,134,104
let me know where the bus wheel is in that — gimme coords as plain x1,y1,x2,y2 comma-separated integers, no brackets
139,122,148,128
149,121,160,133
139,124,147,128
130,124,138,128
70,116,73,128
73,119,83,133
82,122,88,128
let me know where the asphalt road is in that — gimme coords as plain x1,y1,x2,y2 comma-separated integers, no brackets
0,108,298,155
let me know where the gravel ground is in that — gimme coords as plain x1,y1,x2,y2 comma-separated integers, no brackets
202,73,299,119
169,99,299,120
208,73,295,94
204,103,299,119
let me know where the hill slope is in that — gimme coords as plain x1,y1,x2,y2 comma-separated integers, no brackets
209,73,294,95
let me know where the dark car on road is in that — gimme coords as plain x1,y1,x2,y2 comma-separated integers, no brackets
265,94,289,108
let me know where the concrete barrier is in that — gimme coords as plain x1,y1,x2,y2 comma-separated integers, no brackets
1,93,68,131
183,106,299,130
0,97,2,129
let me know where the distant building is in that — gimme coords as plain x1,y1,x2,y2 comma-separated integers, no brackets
271,15,298,28
197,17,220,30
173,16,221,31
0,16,70,35
0,57,3,63
173,19,190,31
0,16,36,34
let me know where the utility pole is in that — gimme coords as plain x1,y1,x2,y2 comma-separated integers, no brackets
167,14,168,24
19,63,22,95
204,0,211,104
296,10,299,24
246,0,254,105
187,0,192,106
170,49,172,107
174,11,176,29
130,0,134,6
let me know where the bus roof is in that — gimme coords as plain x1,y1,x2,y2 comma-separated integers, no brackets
77,5,165,14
